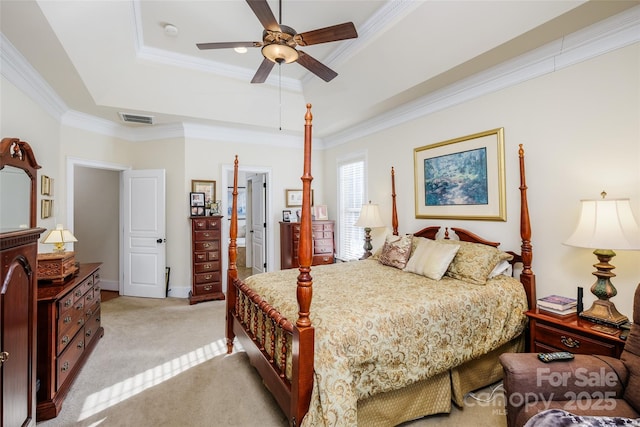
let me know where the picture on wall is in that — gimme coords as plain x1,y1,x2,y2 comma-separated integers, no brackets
414,128,506,221
191,180,216,206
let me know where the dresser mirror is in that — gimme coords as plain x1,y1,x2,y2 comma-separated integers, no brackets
0,137,41,232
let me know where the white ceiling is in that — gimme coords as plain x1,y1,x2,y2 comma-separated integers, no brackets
1,0,638,140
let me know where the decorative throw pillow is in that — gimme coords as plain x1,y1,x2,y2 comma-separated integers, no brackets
378,234,412,269
404,237,460,280
438,239,513,285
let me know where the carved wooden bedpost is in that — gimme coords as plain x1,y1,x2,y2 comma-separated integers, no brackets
391,167,398,236
518,144,536,309
226,155,239,353
292,104,315,425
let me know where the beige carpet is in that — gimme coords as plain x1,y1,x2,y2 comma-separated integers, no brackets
37,297,508,427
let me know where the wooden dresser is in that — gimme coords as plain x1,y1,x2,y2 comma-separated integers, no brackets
1,228,44,427
280,220,335,269
36,263,103,420
189,216,225,304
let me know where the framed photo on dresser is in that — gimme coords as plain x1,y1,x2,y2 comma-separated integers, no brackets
190,192,206,216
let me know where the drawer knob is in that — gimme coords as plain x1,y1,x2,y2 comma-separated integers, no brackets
64,316,72,324
204,285,212,291
65,298,73,307
0,351,9,365
61,361,70,372
61,335,70,345
560,336,580,349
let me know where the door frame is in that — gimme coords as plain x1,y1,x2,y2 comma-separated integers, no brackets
221,164,272,292
66,157,130,292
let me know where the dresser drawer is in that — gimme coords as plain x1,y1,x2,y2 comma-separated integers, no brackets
194,282,221,296
204,218,221,230
78,274,95,296
534,322,618,357
313,254,334,265
57,330,85,390
194,241,220,252
313,240,333,254
84,306,101,348
194,261,219,273
57,301,86,354
194,230,218,241
194,271,221,284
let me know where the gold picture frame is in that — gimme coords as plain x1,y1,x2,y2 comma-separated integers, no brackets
41,199,53,219
414,128,506,221
41,175,52,196
191,180,216,206
286,189,314,207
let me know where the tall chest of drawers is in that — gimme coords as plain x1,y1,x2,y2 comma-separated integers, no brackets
189,216,225,304
36,263,103,420
280,220,335,269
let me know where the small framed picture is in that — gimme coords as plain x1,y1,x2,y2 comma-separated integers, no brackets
314,205,328,220
191,206,205,216
190,192,205,207
286,189,314,207
282,210,292,222
190,192,206,216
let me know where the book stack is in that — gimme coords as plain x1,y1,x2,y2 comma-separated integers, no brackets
537,294,578,316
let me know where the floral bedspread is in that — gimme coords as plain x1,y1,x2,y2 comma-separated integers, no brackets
243,259,528,426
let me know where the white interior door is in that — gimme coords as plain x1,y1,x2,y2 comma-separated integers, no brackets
122,169,166,298
249,174,266,274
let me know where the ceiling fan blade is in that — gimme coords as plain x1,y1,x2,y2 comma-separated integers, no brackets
296,51,338,82
246,0,280,32
251,58,276,83
294,22,357,46
197,41,261,50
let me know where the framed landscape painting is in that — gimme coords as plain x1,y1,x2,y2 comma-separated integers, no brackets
413,128,506,221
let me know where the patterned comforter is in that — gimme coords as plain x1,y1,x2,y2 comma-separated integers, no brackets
243,259,528,426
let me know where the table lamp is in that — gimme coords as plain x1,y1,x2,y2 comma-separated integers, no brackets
354,201,384,259
42,224,77,253
564,192,640,326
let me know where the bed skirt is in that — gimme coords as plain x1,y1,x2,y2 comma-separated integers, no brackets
356,335,525,427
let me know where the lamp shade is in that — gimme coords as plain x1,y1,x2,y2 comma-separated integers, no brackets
564,198,640,250
354,203,384,228
42,224,78,252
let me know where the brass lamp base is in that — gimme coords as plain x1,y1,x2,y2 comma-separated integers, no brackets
580,299,628,326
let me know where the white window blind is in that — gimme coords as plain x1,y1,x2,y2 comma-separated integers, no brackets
337,157,365,260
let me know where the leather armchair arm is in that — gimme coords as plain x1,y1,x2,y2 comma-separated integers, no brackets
500,353,629,403
500,353,628,401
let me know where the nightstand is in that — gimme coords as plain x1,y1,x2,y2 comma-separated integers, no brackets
526,308,626,358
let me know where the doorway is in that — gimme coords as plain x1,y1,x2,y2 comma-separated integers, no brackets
221,164,272,292
67,157,127,292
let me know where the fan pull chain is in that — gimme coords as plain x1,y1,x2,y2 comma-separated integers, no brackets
279,63,282,131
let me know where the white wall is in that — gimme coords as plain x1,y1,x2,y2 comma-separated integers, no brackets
322,43,640,318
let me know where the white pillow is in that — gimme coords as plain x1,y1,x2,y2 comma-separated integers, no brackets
404,238,460,280
488,259,512,278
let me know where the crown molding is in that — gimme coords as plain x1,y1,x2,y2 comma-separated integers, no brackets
322,5,640,148
1,32,67,121
3,5,639,148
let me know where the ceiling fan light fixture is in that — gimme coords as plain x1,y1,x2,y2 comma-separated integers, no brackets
262,43,298,64
234,47,248,54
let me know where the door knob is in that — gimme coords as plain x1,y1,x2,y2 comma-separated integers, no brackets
157,238,165,243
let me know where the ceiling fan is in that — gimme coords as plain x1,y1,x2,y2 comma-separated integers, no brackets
197,0,358,83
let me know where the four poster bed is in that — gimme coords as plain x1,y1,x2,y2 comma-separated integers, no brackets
226,104,536,426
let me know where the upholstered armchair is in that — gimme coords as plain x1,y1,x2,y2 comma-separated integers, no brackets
499,284,640,427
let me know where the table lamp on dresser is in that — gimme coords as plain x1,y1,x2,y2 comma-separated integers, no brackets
38,224,78,283
564,191,640,326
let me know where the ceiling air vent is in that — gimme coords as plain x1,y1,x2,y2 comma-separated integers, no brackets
119,112,154,125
